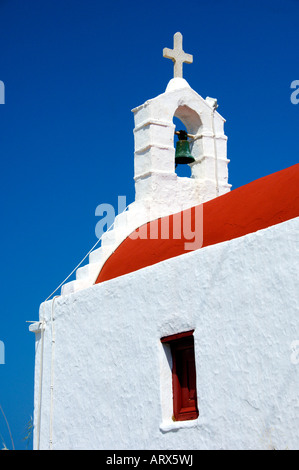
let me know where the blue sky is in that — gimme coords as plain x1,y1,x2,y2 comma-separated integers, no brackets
0,0,298,450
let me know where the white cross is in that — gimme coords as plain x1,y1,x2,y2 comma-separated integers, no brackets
163,32,193,78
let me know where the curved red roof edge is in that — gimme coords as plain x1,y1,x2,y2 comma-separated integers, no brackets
95,164,299,284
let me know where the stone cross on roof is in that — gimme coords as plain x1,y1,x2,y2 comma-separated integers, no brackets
163,32,193,78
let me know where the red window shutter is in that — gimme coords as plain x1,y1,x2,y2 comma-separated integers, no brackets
161,331,199,422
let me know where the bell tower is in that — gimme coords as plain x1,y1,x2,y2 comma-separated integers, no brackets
132,32,231,218
59,32,232,296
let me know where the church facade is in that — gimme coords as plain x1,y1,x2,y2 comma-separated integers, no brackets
30,33,299,450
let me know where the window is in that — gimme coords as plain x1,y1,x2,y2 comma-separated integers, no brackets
161,331,199,421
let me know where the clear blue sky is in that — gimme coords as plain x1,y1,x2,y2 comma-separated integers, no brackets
0,0,298,450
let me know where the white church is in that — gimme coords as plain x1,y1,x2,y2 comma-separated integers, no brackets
30,33,299,450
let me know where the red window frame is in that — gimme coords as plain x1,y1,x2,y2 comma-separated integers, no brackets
161,330,199,421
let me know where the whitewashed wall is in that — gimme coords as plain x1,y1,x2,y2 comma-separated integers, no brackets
31,217,299,450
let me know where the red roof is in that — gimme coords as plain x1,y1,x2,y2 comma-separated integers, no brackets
95,164,299,284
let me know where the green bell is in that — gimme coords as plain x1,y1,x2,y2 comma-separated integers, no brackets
175,130,195,165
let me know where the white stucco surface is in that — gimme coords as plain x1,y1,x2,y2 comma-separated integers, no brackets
31,216,299,450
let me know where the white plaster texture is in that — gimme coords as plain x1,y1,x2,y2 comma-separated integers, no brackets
32,217,299,450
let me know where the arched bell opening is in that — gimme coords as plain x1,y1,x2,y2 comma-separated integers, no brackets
173,106,202,178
